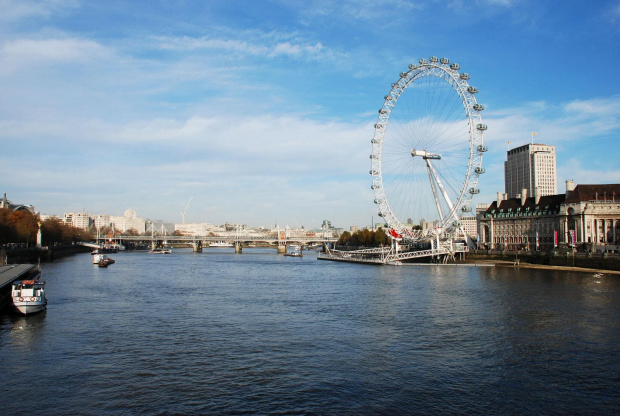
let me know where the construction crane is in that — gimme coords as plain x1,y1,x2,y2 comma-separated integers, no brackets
180,196,193,224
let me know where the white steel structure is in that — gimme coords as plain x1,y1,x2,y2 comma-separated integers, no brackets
370,57,487,242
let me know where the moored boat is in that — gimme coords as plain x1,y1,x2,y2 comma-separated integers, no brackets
12,275,47,315
210,241,233,247
150,247,172,254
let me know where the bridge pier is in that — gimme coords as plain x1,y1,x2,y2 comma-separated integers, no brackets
235,242,242,253
193,241,202,253
277,243,286,254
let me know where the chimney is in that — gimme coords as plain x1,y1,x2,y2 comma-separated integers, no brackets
497,192,503,207
535,186,541,204
521,188,527,206
565,180,575,199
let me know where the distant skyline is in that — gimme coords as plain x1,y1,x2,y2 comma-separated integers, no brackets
2,0,620,229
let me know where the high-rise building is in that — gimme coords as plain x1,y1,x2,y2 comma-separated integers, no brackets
504,143,557,198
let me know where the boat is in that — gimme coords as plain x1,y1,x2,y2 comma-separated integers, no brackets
150,247,172,254
93,252,108,264
12,274,47,315
284,252,303,257
209,241,233,247
93,252,115,265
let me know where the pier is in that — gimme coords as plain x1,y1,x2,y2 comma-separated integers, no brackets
318,241,469,265
0,264,37,312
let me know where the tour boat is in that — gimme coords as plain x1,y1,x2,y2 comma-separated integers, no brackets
210,241,233,247
12,276,47,315
284,252,303,257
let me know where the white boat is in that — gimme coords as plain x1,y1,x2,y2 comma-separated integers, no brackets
12,275,47,315
93,253,115,265
210,241,233,247
93,253,108,264
150,247,172,254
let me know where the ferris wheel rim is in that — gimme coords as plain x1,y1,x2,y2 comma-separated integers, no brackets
370,58,486,241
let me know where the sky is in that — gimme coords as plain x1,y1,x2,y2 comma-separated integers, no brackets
1,0,620,230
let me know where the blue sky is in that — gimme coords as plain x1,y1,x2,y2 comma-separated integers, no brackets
1,0,619,229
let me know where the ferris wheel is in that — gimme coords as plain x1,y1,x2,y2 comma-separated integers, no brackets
370,57,487,242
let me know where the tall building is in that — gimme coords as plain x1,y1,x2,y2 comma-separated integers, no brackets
504,143,557,198
63,212,91,230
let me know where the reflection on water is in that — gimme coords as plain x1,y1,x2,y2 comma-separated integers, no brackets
1,250,618,415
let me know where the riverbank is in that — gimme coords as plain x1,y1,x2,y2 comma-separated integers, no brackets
0,245,91,264
461,249,620,274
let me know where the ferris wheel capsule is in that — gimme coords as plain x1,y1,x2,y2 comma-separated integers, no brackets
460,73,470,80
429,56,439,63
440,58,449,65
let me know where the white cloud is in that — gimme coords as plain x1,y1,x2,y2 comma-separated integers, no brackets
0,37,111,74
0,0,79,22
484,95,620,145
153,34,328,61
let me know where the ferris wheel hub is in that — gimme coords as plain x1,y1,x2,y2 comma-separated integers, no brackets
411,149,441,160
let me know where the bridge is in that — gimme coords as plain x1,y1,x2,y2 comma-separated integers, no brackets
91,233,339,253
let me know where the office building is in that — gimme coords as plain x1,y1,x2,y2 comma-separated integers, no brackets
505,143,557,198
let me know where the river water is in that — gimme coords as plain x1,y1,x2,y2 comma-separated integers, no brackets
1,248,618,415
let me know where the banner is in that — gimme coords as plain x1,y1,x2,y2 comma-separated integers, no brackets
504,234,507,248
570,229,575,246
536,231,539,250
554,230,557,248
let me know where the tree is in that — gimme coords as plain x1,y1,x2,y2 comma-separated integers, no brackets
12,210,38,245
374,227,388,246
338,231,351,245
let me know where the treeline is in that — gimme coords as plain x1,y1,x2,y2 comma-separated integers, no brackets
0,208,90,247
337,227,389,247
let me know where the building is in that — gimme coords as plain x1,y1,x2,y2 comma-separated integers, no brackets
459,216,478,239
505,143,557,198
174,222,216,236
109,209,146,233
62,212,92,230
1,193,35,213
560,181,620,247
479,182,620,252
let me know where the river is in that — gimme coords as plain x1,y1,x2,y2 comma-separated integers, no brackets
1,248,618,415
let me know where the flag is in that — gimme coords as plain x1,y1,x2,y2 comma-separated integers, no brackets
532,132,537,136
554,230,558,248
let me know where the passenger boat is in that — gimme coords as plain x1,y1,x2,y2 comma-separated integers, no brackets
284,252,303,257
150,247,172,254
210,241,233,247
12,275,47,315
